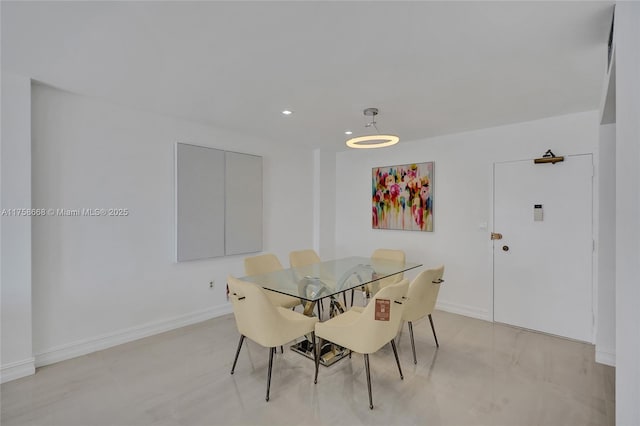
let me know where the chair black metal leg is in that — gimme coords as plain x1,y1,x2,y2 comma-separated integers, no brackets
408,321,417,364
364,354,373,409
280,345,284,353
231,335,245,374
343,292,347,306
390,339,403,380
313,334,320,384
428,314,439,348
266,347,275,402
350,289,355,307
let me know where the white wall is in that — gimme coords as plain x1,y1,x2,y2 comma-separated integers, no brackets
0,72,35,383
334,111,599,324
596,123,615,366
29,84,314,366
614,2,640,425
313,148,336,260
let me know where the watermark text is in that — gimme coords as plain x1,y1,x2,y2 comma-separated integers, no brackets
1,208,130,217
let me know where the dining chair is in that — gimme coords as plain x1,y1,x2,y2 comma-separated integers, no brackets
314,279,409,409
289,249,321,267
352,248,406,306
401,265,445,364
289,249,343,313
244,253,302,309
289,249,325,315
227,275,318,402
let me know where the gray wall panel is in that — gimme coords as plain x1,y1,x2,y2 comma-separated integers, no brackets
176,143,262,261
176,143,225,261
225,152,263,255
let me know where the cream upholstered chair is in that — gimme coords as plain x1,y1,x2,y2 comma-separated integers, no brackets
314,279,409,409
371,248,406,289
401,265,445,364
352,248,406,306
289,249,321,267
228,275,318,402
244,254,301,309
289,249,337,312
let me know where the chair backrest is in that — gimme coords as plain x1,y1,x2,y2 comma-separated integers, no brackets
289,249,321,268
402,265,445,322
372,248,405,263
348,279,410,354
371,248,406,290
244,253,284,276
227,275,286,348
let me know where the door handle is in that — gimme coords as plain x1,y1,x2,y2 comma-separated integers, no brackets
491,232,503,240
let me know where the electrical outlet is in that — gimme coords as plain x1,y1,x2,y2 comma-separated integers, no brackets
209,280,215,289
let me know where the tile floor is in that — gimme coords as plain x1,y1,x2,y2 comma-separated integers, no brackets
0,310,615,426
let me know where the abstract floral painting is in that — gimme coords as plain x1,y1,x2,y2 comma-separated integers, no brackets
372,162,434,231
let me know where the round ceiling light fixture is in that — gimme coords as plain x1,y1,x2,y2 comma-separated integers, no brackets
346,134,400,149
345,108,399,149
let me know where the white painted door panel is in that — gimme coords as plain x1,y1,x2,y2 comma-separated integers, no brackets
494,155,593,342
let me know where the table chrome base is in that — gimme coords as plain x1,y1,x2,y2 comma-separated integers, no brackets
290,339,349,367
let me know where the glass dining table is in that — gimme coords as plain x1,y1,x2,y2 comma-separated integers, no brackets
240,256,422,365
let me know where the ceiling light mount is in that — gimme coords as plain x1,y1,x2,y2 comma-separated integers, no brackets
363,107,378,116
363,108,379,129
346,107,399,149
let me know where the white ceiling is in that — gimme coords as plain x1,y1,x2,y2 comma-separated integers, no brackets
2,1,614,151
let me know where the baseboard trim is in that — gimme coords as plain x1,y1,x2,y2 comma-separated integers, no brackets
436,300,492,322
1,357,36,384
595,348,616,366
35,304,233,368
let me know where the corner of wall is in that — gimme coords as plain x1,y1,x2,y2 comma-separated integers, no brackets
595,348,616,367
1,72,34,382
0,358,36,384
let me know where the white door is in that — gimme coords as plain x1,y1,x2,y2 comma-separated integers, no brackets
493,154,593,342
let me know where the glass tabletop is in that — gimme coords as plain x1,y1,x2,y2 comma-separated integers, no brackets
240,256,422,302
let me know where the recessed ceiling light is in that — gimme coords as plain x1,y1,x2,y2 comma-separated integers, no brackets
345,130,353,135
281,110,293,115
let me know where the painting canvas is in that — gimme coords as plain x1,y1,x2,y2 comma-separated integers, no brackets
372,162,434,231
